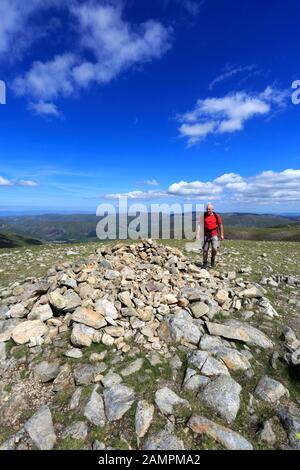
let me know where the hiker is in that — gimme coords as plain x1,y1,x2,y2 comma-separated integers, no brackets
196,204,224,267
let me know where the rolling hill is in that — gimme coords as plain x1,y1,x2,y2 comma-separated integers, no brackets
0,232,43,249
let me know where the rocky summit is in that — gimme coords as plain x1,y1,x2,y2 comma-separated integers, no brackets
0,239,299,450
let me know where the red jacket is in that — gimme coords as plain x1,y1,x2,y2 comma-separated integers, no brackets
204,212,222,237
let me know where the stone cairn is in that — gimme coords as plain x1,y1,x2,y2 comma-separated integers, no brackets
0,239,299,450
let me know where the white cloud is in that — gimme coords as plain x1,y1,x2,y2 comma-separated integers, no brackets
0,176,39,187
259,86,289,107
17,180,39,187
167,180,223,198
0,0,38,56
0,176,13,186
14,54,78,101
94,169,300,205
170,169,300,203
166,0,203,16
225,181,248,192
230,169,300,202
0,0,66,58
12,2,172,113
179,0,202,16
209,65,257,90
145,179,160,186
178,87,289,146
179,122,216,146
213,173,243,185
28,101,61,117
73,3,172,78
105,190,168,200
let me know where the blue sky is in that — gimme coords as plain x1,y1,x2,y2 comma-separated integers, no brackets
0,0,300,213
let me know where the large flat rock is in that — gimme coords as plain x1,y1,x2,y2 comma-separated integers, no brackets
206,320,273,349
199,375,241,423
84,388,106,427
72,306,107,329
158,310,203,345
255,375,288,403
155,387,191,416
11,320,48,345
143,429,185,450
103,384,135,421
188,415,253,450
24,405,56,450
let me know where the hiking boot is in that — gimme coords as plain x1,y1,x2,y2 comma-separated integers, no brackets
211,258,216,268
202,261,208,269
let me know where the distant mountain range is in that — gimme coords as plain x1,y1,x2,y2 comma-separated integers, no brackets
0,212,300,246
214,212,300,227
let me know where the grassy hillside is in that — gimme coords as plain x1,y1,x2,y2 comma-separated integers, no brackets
218,212,300,227
0,215,98,242
225,222,300,241
0,232,43,249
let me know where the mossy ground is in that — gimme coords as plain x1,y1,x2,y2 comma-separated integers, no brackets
56,437,86,450
0,428,15,446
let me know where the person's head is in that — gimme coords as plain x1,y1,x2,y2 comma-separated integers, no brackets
206,203,214,214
